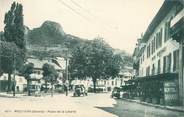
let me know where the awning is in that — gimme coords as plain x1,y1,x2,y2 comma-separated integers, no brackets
129,73,178,82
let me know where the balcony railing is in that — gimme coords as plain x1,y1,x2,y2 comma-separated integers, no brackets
171,8,184,28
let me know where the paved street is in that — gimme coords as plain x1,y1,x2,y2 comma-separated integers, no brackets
1,92,184,117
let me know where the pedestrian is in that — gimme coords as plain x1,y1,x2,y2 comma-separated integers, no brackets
64,84,68,96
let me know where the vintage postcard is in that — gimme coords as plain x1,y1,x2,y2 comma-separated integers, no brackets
0,0,184,117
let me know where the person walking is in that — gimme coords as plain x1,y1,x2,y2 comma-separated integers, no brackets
64,84,68,96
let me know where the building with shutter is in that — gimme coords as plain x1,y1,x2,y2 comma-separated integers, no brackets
132,0,183,106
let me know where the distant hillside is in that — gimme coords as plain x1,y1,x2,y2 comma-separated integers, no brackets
27,21,66,46
26,20,132,67
27,21,88,50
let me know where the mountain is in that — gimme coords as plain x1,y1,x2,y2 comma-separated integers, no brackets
26,20,132,67
27,20,66,46
26,20,89,58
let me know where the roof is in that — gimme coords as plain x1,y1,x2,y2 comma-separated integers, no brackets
122,72,132,77
27,58,62,70
142,1,178,43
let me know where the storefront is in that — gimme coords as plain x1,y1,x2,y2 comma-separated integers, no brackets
126,73,178,106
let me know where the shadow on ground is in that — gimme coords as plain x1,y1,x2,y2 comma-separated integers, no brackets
95,99,184,117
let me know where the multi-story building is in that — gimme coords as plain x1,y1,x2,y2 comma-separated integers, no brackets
132,1,183,106
71,70,133,92
170,0,184,106
27,57,65,86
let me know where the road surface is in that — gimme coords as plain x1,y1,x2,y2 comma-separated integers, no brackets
0,92,184,117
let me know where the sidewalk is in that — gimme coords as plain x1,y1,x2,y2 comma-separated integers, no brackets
122,98,184,113
0,92,66,98
0,92,26,98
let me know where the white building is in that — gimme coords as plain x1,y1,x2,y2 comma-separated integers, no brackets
132,1,183,106
0,74,27,92
72,70,133,91
27,57,64,85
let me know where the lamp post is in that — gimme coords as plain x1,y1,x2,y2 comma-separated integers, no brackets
63,48,69,96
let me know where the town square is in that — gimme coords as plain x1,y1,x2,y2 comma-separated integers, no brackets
0,0,184,117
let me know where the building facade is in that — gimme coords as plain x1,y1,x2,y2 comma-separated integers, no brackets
170,1,184,105
72,70,133,92
0,74,27,92
132,1,184,106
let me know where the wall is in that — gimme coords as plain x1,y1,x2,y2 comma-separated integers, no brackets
139,6,180,77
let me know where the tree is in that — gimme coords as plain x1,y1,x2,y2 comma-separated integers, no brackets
20,63,34,96
105,54,123,78
0,41,24,92
42,63,58,96
4,2,25,49
69,38,122,93
2,2,25,93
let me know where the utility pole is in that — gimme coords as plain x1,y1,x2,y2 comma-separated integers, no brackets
13,52,16,97
63,48,69,96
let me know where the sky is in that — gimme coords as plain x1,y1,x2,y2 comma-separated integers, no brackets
0,0,164,54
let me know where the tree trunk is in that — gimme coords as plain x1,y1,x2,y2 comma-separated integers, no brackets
45,81,47,93
51,83,53,97
7,73,11,92
27,79,31,96
92,78,96,93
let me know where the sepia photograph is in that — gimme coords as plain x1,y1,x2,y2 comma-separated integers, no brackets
0,0,184,117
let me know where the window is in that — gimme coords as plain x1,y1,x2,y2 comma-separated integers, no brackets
152,64,155,75
156,33,159,49
157,59,161,74
153,37,156,53
173,50,179,72
151,40,153,55
151,40,154,55
164,19,172,42
156,29,163,49
146,66,150,76
164,22,169,42
147,44,151,58
115,80,117,86
166,53,172,72
163,56,167,73
159,28,163,47
112,81,114,85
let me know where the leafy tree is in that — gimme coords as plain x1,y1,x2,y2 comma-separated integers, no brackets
4,2,25,49
69,38,122,93
42,63,58,96
0,41,24,92
2,2,25,92
20,63,34,96
105,54,123,78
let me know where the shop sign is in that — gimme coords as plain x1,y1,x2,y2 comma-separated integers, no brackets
164,81,178,105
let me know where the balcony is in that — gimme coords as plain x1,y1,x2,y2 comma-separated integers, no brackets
171,8,184,41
